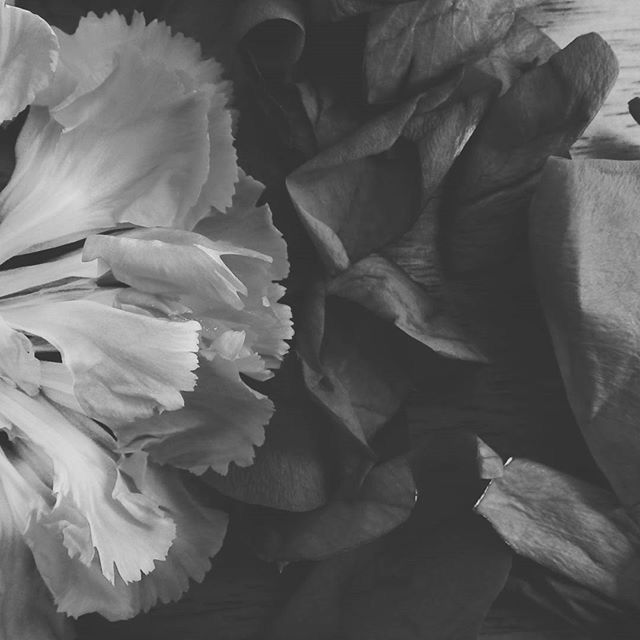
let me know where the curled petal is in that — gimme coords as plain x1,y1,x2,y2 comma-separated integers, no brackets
0,315,40,394
0,384,176,584
0,2,59,123
1,299,200,426
0,44,210,263
118,358,273,475
25,458,227,621
83,228,271,311
0,448,74,639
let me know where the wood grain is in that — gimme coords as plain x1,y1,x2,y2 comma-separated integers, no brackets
528,0,640,159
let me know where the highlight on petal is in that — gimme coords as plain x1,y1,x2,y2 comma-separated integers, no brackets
24,457,227,621
118,357,273,476
1,299,201,426
0,384,176,585
0,44,211,264
37,9,238,218
0,1,59,123
0,447,74,639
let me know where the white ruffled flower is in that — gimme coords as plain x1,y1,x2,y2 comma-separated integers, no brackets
0,4,292,636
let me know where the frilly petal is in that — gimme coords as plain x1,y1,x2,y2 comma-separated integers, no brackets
0,1,59,123
0,44,210,263
118,357,273,475
0,299,200,426
37,10,237,217
0,314,40,394
0,384,176,584
24,458,227,621
0,448,74,639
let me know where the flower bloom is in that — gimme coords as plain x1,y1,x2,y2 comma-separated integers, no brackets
0,3,292,636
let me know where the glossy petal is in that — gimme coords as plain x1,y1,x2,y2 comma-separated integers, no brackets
0,45,210,264
1,299,200,426
0,448,74,639
26,458,227,620
0,1,59,123
118,358,273,475
0,384,176,584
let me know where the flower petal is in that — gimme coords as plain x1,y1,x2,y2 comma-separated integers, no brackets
83,228,270,311
38,10,237,217
0,1,59,123
0,44,210,263
118,357,273,475
0,249,107,299
0,314,40,394
0,384,176,584
24,457,227,621
0,447,74,639
0,299,200,426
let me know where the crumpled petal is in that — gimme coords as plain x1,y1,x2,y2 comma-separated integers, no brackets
118,357,273,475
37,10,237,217
25,457,227,620
0,447,74,639
0,43,211,263
0,314,40,394
0,384,176,585
0,1,59,123
0,299,200,426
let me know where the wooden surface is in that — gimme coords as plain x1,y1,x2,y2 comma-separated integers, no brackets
528,0,640,159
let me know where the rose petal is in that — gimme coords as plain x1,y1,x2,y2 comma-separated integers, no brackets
0,299,200,426
0,44,210,263
0,447,74,639
0,384,176,584
0,1,59,123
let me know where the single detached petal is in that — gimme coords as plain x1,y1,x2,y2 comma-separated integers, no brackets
25,458,227,621
0,44,210,264
118,357,273,475
530,157,640,513
0,1,59,123
1,299,200,426
0,314,40,394
0,384,176,584
0,448,74,639
476,458,640,608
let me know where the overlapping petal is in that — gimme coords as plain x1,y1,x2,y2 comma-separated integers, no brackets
37,9,237,217
0,314,41,394
0,44,211,263
0,384,176,585
25,457,227,620
118,357,273,475
0,447,74,639
0,0,59,123
0,299,201,426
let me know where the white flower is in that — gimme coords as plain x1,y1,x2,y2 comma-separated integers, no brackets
0,4,292,635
